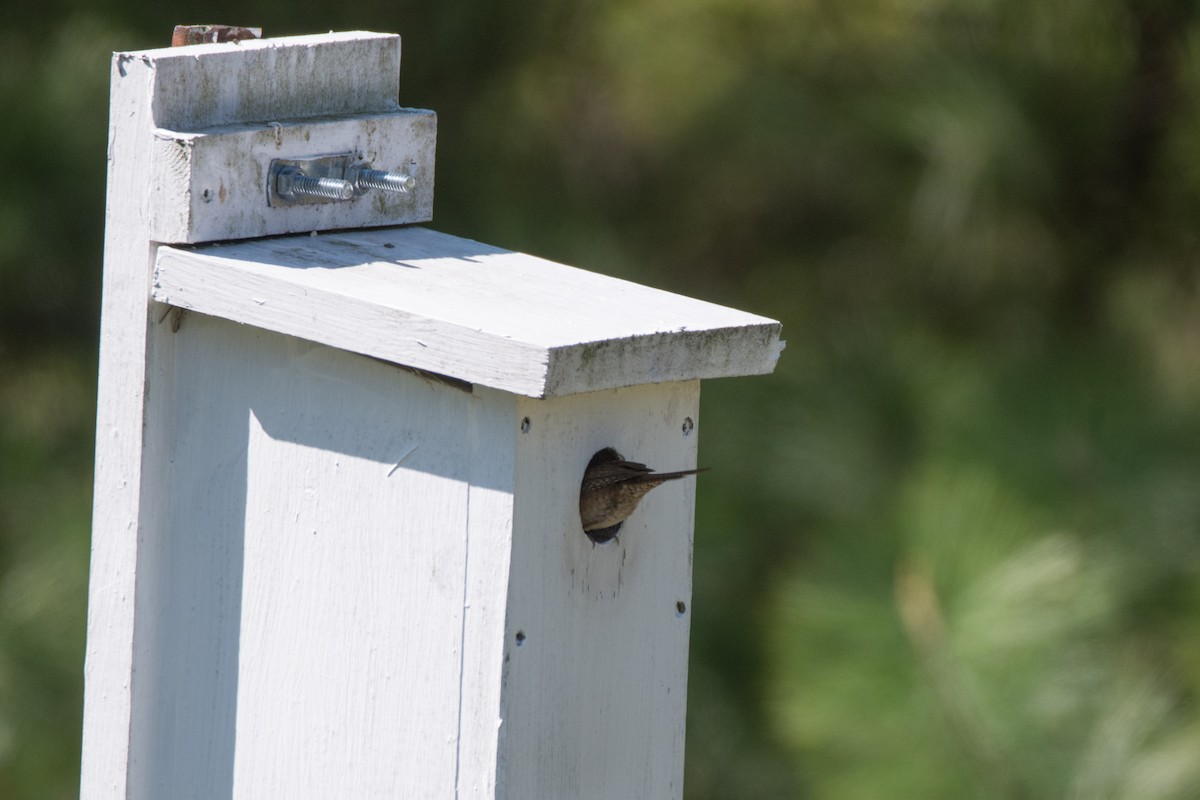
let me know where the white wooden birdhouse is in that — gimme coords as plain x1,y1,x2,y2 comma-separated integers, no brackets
82,31,782,800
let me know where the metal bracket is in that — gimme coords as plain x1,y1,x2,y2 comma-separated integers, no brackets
268,154,418,207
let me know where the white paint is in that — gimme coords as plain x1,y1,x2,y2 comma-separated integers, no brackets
148,110,436,243
153,226,784,398
83,31,416,800
143,32,402,131
456,387,519,800
230,327,468,798
453,382,700,800
502,382,700,799
126,315,475,798
82,48,159,800
86,29,778,800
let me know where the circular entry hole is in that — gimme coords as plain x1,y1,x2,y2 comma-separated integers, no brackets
515,630,526,646
675,601,687,617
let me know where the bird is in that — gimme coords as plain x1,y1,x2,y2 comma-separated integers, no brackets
579,447,709,543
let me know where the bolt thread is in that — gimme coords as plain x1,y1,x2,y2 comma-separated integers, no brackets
293,174,355,200
284,173,355,201
356,169,416,194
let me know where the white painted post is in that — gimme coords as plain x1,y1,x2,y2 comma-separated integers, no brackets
83,31,782,800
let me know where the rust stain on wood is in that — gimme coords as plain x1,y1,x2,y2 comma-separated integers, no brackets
171,25,263,47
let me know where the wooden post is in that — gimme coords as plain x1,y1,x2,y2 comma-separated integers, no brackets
83,32,782,800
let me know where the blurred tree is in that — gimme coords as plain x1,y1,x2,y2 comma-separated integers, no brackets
3,0,1200,798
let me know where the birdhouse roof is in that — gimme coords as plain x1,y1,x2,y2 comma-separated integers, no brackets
153,226,783,398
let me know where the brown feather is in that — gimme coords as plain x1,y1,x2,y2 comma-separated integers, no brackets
578,448,709,536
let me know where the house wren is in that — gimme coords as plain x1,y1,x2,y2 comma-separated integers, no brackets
579,447,709,543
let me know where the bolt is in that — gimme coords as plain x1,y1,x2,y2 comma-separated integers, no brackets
275,166,354,202
348,163,417,194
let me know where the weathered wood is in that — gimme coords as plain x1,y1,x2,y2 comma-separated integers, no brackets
500,382,700,799
149,110,436,242
83,32,412,800
125,315,471,797
451,382,700,800
456,387,519,800
143,31,401,131
83,47,160,800
87,29,781,800
152,226,784,398
229,333,469,797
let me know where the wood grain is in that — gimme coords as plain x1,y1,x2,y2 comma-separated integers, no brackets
154,226,784,398
84,32,414,800
149,110,435,243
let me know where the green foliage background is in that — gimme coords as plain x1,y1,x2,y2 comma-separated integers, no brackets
4,1,1200,797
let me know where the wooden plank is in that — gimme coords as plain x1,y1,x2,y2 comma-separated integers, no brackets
452,382,700,798
149,110,436,243
82,48,161,800
142,32,401,131
501,381,700,799
123,315,470,797
456,387,519,799
230,334,469,798
83,32,413,800
153,227,784,398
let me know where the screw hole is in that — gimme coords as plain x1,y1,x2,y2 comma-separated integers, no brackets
520,417,531,433
675,601,687,617
682,417,694,436
515,630,526,646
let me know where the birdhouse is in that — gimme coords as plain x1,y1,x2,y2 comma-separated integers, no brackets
82,31,782,800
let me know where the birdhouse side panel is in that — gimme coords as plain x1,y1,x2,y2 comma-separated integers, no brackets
125,313,472,799
498,381,700,800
